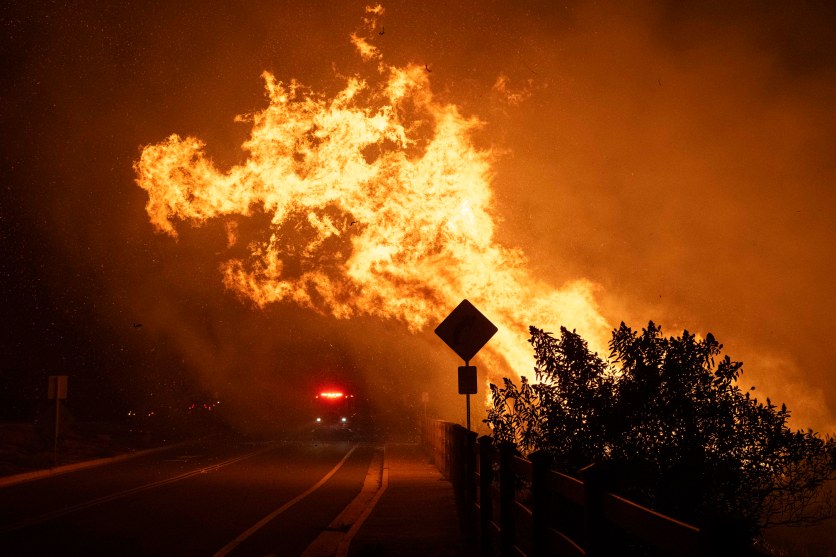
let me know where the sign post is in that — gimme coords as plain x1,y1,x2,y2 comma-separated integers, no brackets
48,375,68,466
434,299,497,432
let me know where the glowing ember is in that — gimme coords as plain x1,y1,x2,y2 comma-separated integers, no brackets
133,5,610,379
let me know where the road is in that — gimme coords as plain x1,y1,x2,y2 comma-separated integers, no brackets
0,436,377,556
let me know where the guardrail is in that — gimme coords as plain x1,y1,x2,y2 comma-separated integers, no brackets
421,419,771,557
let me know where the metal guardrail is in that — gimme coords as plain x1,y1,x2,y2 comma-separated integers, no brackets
421,419,771,557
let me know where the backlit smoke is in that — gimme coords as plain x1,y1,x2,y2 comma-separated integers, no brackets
134,5,610,380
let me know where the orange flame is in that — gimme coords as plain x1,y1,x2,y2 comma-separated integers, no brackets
133,7,610,380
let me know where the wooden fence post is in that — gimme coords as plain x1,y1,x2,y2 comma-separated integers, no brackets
529,451,551,557
581,463,606,557
499,442,516,557
478,435,494,557
464,428,478,538
451,425,466,527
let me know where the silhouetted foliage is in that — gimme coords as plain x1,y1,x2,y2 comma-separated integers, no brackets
485,322,836,535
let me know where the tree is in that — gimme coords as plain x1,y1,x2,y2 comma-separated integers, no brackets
485,322,835,535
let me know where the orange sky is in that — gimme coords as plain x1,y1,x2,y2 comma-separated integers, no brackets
2,1,833,433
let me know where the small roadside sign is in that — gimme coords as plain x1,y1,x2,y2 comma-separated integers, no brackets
435,299,498,432
434,299,498,363
458,366,477,395
48,375,68,400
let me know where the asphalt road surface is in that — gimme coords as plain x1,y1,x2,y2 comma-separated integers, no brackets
0,436,376,556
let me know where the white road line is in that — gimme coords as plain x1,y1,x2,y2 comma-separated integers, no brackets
0,441,192,489
335,445,389,557
0,443,278,534
213,445,359,557
300,446,384,557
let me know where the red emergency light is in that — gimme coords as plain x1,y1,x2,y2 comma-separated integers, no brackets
318,391,344,399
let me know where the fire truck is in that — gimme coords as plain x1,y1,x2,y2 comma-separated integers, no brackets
312,390,355,433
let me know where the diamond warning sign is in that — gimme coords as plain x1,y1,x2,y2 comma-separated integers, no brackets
434,299,498,363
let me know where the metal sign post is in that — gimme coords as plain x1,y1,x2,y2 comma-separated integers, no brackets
435,299,497,432
48,375,68,466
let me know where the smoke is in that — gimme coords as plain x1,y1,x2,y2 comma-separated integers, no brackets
132,7,614,416
4,1,833,434
487,1,836,432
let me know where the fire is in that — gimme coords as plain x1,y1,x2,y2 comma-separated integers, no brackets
133,5,610,380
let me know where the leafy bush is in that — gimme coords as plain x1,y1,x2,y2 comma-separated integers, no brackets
485,322,835,533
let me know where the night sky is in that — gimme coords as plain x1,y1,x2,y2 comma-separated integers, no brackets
1,1,834,433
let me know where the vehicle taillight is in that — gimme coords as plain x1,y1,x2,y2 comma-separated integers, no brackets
318,391,344,399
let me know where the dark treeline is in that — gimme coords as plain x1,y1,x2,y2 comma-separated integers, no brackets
485,322,836,539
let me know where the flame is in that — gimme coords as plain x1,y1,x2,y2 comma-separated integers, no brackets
133,7,611,381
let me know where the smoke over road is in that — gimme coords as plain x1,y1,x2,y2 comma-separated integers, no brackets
2,1,834,434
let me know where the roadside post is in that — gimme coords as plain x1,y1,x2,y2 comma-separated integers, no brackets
47,375,68,466
434,299,497,432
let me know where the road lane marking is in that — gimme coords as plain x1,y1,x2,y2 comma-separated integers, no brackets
300,446,386,557
335,445,389,557
0,441,193,489
0,443,278,534
213,445,359,557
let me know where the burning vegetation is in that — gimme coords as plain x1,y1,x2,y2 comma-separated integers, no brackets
134,4,610,385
